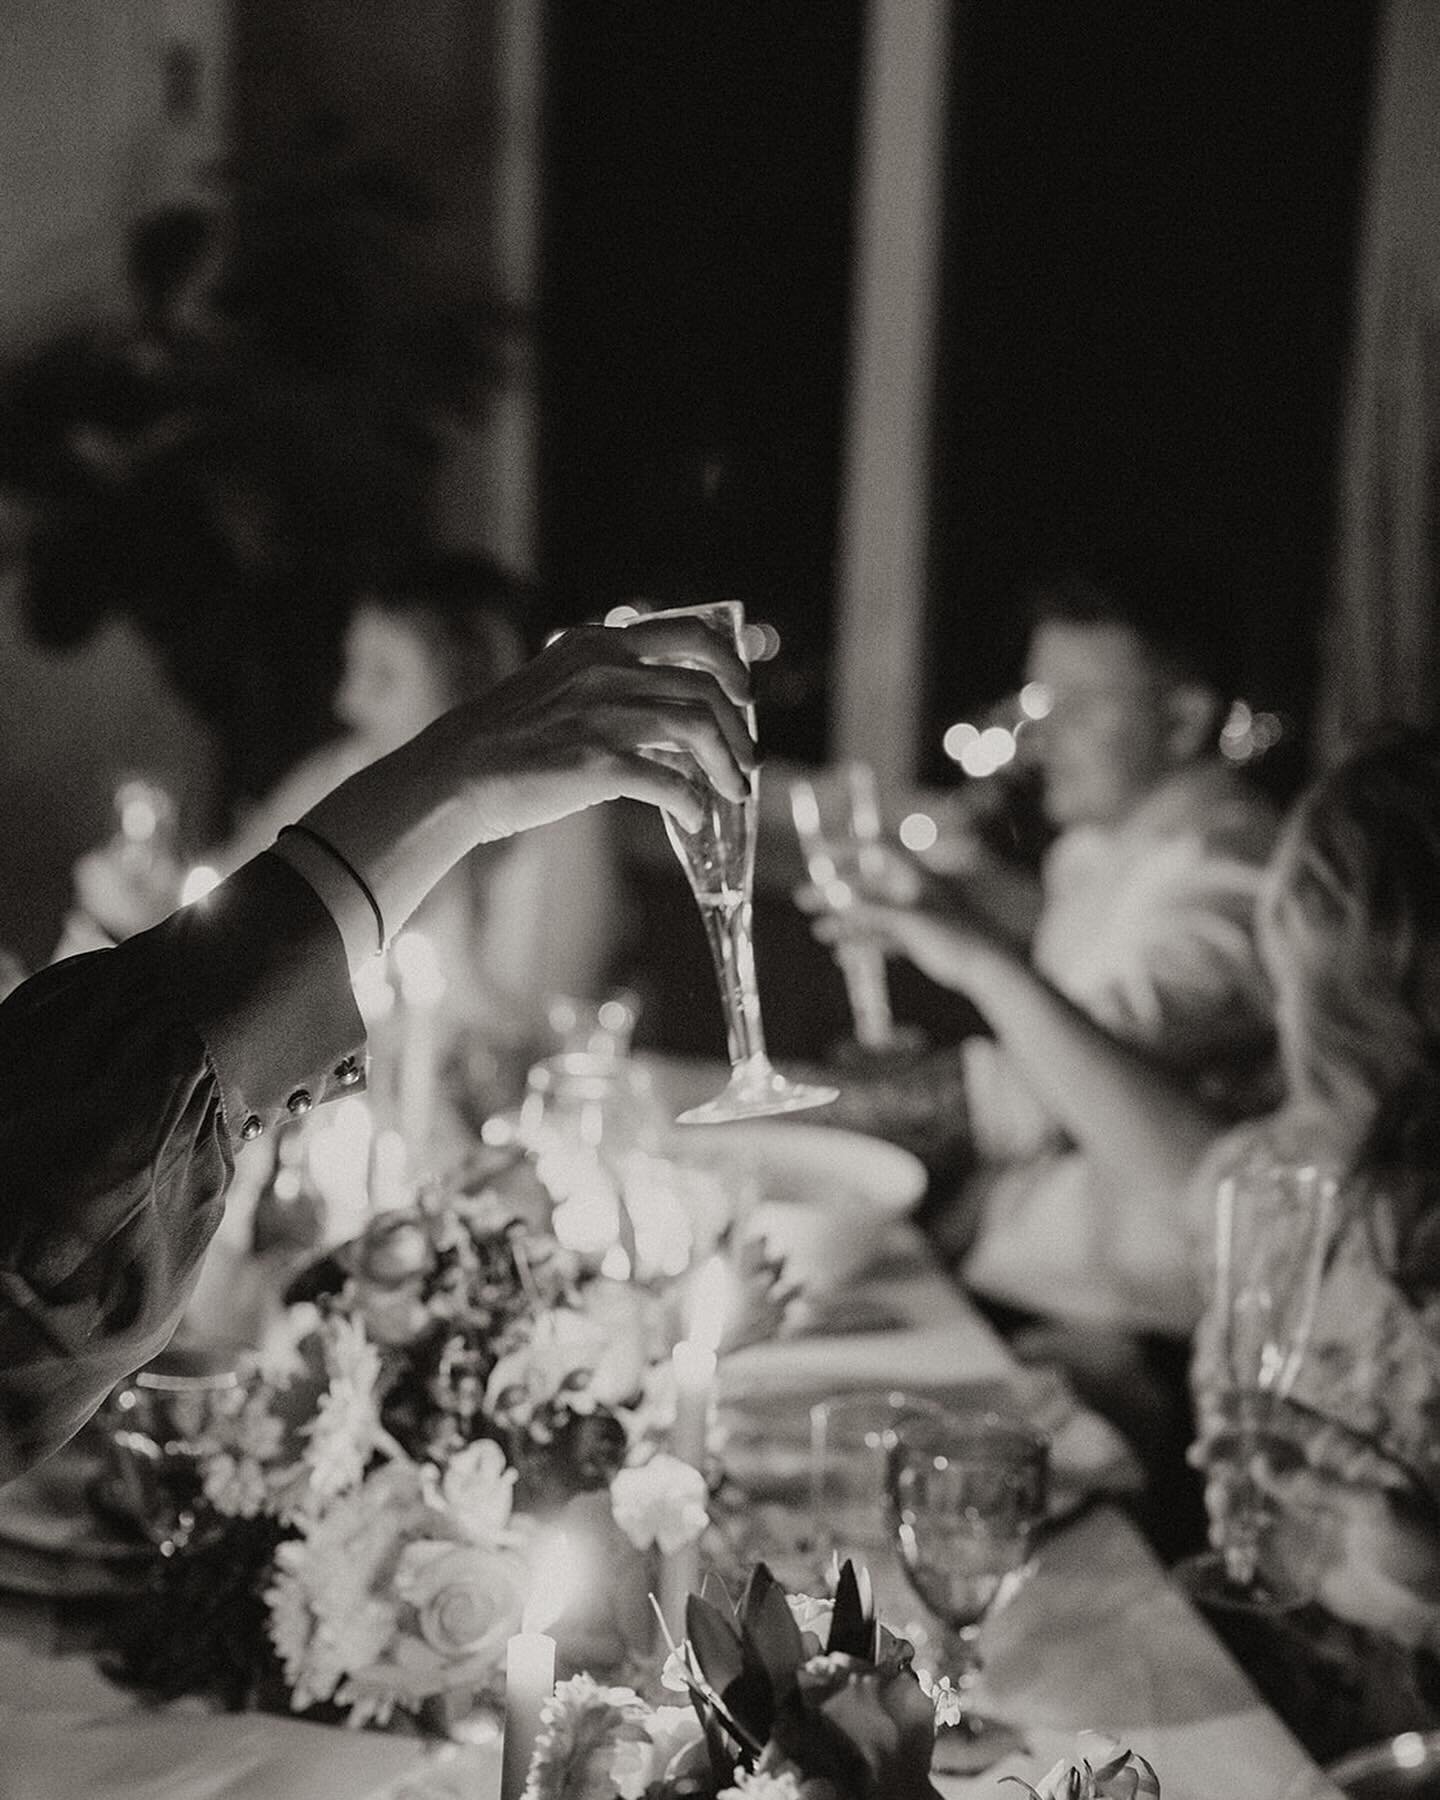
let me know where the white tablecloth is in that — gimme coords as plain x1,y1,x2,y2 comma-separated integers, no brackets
0,1220,1342,1800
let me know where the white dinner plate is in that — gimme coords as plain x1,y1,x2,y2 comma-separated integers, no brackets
675,1120,927,1217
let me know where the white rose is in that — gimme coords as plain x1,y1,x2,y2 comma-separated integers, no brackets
612,1705,706,1799
393,1539,525,1668
609,1455,708,1555
437,1439,517,1544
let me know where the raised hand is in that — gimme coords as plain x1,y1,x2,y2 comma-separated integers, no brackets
455,616,758,840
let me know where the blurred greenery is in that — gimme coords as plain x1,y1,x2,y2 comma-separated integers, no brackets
0,120,508,808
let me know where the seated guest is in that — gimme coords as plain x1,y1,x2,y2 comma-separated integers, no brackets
0,616,756,1483
59,555,623,1059
827,727,1440,1758
824,563,1279,1554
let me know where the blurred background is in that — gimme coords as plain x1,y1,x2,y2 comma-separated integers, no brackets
0,0,1431,1060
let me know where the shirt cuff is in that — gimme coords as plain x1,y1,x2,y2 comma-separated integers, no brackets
149,851,366,1145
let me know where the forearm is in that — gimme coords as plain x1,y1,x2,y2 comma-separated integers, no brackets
960,940,1223,1197
276,715,482,975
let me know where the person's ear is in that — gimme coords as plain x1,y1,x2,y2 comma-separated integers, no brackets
1164,682,1221,762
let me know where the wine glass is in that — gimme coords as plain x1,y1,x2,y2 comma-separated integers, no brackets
888,1410,1049,1770
612,600,837,1124
95,1343,243,1556
789,765,924,1061
1173,1152,1338,1614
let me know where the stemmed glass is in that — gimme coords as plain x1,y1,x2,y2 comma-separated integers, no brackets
789,765,923,1059
1173,1152,1338,1613
888,1410,1049,1770
96,1347,242,1557
613,600,837,1124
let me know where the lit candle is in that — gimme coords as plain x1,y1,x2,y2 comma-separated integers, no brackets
501,1533,574,1800
500,1631,554,1800
670,1255,730,1468
306,1096,373,1246
662,1257,730,1638
393,930,446,1157
179,864,221,907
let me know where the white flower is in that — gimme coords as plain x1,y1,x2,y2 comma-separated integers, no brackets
609,1454,708,1554
917,1665,964,1731
785,1592,834,1647
392,1538,525,1665
201,1451,271,1518
264,1461,421,1715
257,1301,323,1381
433,1438,516,1543
611,1705,705,1799
571,1279,655,1407
717,1770,805,1800
484,1309,610,1425
525,1674,650,1800
300,1317,385,1504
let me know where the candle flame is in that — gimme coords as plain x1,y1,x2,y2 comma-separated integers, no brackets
686,1255,732,1354
523,1530,581,1635
180,864,221,906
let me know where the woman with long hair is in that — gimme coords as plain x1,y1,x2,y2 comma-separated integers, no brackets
826,728,1440,1758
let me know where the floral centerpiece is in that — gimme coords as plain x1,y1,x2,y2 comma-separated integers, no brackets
521,1560,1162,1800
102,1156,754,1732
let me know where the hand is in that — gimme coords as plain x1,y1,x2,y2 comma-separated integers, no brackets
810,894,999,995
454,617,758,840
1257,1463,1440,1643
1193,1409,1440,1641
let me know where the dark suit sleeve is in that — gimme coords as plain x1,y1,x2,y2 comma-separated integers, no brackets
0,852,365,1481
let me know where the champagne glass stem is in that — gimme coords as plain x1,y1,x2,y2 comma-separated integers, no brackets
698,891,767,1071
1216,1433,1274,1590
939,1622,985,1730
834,940,897,1047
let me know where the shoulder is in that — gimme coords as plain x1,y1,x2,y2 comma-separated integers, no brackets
1159,764,1279,862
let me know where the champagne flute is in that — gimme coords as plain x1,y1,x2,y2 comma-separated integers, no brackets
612,600,836,1124
1173,1152,1338,1613
789,764,923,1058
888,1410,1048,1770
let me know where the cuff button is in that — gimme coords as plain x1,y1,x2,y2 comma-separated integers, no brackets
287,1088,314,1116
240,1114,265,1142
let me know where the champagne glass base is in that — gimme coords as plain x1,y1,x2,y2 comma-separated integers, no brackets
829,1026,929,1070
674,1069,839,1125
1171,1549,1310,1617
931,1711,1029,1778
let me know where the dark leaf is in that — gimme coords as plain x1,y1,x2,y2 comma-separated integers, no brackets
685,1593,744,1697
738,1564,804,1704
827,1559,875,1660
685,1595,769,1754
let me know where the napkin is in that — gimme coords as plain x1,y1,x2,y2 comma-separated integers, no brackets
0,1706,427,1800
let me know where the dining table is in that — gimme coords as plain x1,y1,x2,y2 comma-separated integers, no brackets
0,1117,1346,1800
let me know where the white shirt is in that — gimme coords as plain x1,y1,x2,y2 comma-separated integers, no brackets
960,762,1277,1335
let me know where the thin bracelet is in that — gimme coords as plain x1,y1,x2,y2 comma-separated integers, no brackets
276,824,386,955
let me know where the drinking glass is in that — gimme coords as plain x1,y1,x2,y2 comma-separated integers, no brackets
97,1343,243,1556
789,765,923,1058
519,1051,665,1272
888,1410,1049,1766
613,600,836,1124
1173,1153,1338,1614
808,1390,947,1580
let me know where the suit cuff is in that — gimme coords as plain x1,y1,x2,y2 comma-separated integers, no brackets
150,851,366,1145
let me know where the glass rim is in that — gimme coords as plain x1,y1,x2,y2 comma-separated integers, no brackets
888,1406,1051,1463
810,1388,948,1426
